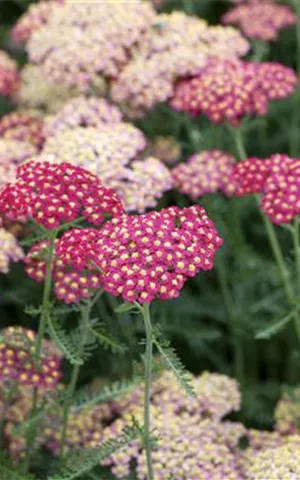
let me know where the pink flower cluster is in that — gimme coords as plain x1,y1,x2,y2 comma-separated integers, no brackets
0,110,44,148
0,50,19,98
27,1,156,90
226,154,300,224
11,0,63,45
0,160,124,229
172,150,236,200
0,138,37,188
90,205,223,303
222,0,296,41
0,326,61,390
25,233,102,305
43,96,123,138
171,59,297,125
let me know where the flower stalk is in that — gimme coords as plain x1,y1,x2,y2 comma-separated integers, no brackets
140,303,154,480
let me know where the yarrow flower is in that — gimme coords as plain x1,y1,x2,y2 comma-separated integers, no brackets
42,124,146,176
0,227,24,273
0,110,44,148
222,0,296,41
94,371,244,479
43,96,123,138
0,50,19,98
25,233,102,305
27,0,156,90
0,326,62,390
90,205,223,303
226,154,300,224
0,160,124,229
172,150,235,200
150,136,181,165
275,388,300,435
111,12,249,116
171,59,297,125
41,125,172,212
17,64,83,113
0,138,37,188
11,0,63,45
108,157,173,213
247,438,300,479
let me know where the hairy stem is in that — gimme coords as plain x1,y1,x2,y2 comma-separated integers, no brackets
141,303,154,480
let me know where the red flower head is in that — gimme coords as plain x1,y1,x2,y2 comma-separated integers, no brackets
225,157,272,196
0,326,62,390
92,205,223,304
172,150,235,200
25,233,102,304
262,157,300,225
170,59,297,126
0,161,124,229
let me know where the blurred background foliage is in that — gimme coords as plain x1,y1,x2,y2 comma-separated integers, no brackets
0,0,300,436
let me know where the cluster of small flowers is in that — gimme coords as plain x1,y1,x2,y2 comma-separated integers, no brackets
0,160,124,229
90,205,223,303
222,0,296,41
171,59,298,125
27,1,156,91
0,110,44,148
0,50,19,98
25,234,102,305
17,64,84,114
44,96,123,137
0,326,62,390
111,12,249,116
40,119,172,213
0,227,24,273
11,0,63,45
226,154,300,224
150,136,181,165
172,150,236,200
108,157,173,213
246,436,300,479
45,401,113,456
42,124,146,177
275,387,300,435
96,371,245,479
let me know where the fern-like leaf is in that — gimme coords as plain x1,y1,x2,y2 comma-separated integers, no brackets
49,423,142,480
47,313,84,365
88,318,127,354
0,459,37,480
153,327,196,398
73,378,141,411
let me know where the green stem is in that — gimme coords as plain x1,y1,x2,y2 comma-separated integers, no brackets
232,126,247,161
59,300,92,460
292,218,300,296
25,230,57,465
216,258,244,388
141,303,154,480
294,0,300,76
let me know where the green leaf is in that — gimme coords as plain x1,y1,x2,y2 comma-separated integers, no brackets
73,378,141,411
88,318,127,354
114,302,135,314
47,313,84,365
152,327,196,398
255,310,295,340
49,423,142,480
0,460,37,480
